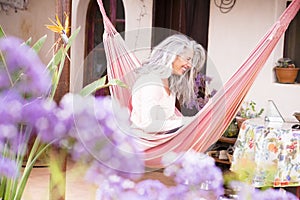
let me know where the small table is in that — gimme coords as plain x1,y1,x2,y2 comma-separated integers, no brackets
231,118,300,188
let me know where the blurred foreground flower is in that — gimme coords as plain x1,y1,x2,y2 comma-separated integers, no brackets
92,150,298,199
0,26,143,199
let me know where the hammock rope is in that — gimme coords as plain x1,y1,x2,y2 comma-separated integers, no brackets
96,0,300,168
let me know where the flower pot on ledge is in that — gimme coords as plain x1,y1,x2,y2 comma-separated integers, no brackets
274,58,299,84
275,67,299,83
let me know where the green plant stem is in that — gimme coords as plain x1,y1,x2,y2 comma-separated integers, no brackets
4,178,13,200
13,137,53,200
0,50,14,86
0,177,7,198
1,143,11,199
49,48,66,99
13,136,41,200
9,125,33,199
49,147,67,200
0,26,13,87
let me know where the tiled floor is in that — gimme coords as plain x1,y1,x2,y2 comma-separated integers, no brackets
22,160,172,200
23,161,299,199
23,161,97,200
23,167,50,200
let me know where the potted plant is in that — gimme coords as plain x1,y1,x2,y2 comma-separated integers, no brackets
274,57,299,83
235,100,264,129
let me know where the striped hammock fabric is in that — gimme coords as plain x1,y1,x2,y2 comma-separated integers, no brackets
96,0,300,168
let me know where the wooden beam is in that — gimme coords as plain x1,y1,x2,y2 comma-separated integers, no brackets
53,0,72,103
49,0,72,200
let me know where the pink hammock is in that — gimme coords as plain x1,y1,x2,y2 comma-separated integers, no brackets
97,0,300,168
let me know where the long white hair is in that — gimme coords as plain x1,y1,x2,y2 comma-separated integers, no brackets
135,34,206,106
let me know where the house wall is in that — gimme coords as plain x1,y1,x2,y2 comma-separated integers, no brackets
1,0,297,121
207,0,299,121
70,0,89,93
0,0,55,64
70,0,153,93
122,0,298,121
123,0,153,61
71,0,298,120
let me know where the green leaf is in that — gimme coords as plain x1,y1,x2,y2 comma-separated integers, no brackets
46,48,62,71
80,76,107,97
53,48,64,66
0,26,6,69
50,48,66,99
108,79,128,88
24,37,32,46
65,26,81,50
0,25,6,38
79,76,128,97
50,65,59,93
32,35,47,53
47,27,81,99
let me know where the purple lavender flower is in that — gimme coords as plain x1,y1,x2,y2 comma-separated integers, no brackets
94,174,140,200
163,150,224,197
0,90,24,124
21,97,70,144
0,123,20,155
0,156,19,179
59,93,144,179
0,124,18,141
135,179,170,200
166,185,189,200
0,68,11,89
94,175,171,200
252,188,298,200
0,37,51,97
187,72,216,110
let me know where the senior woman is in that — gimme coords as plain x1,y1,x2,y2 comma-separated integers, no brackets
130,34,206,134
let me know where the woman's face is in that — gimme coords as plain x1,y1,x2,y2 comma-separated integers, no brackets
172,48,193,76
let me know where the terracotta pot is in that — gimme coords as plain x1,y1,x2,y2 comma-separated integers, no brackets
275,67,299,83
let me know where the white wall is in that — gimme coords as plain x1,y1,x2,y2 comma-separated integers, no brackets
207,0,299,121
0,0,55,64
70,0,153,93
70,0,89,93
123,0,153,61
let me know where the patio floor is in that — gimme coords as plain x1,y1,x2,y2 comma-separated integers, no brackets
23,161,97,200
23,160,299,199
22,160,174,200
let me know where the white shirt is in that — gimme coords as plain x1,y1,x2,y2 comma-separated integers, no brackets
130,74,184,133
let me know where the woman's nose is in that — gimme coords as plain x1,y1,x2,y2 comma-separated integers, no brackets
186,61,192,68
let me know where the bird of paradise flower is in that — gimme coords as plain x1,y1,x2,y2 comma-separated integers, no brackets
45,12,70,53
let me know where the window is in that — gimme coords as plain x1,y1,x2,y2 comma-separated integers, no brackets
152,0,210,113
153,0,210,49
283,1,300,83
84,0,125,90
